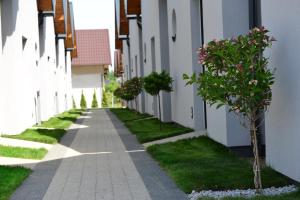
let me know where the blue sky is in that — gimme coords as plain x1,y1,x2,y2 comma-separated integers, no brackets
72,0,115,67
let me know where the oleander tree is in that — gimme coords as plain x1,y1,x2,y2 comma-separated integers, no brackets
144,70,173,130
183,27,276,193
114,82,135,107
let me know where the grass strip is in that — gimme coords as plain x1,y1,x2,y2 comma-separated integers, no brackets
126,118,193,143
147,136,291,193
0,166,31,200
0,145,47,160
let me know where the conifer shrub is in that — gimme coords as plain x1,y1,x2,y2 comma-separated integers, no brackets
91,90,99,108
80,91,87,109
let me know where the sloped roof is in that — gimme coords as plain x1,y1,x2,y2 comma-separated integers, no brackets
72,29,111,66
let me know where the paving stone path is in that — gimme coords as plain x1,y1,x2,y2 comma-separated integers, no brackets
11,109,187,200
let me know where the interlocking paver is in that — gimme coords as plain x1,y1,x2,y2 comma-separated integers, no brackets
11,109,187,200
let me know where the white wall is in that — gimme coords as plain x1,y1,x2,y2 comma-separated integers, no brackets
128,19,145,112
202,0,250,147
0,0,74,135
39,15,58,121
0,0,39,134
166,0,206,130
141,0,161,116
262,0,300,182
72,65,104,108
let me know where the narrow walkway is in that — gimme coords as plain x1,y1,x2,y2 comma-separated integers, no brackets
143,131,206,148
11,109,187,200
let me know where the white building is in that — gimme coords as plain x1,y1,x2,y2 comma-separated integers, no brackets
261,0,300,182
71,29,111,109
0,0,77,135
115,0,300,183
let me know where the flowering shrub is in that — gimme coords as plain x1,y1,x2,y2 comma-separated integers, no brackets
184,27,276,193
114,77,143,109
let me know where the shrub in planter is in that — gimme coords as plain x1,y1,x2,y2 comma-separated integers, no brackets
184,27,275,193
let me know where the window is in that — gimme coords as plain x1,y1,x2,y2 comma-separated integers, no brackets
22,36,27,50
171,9,177,42
144,43,147,63
151,37,156,71
135,55,138,76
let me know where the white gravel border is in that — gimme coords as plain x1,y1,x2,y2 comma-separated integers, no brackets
188,185,298,200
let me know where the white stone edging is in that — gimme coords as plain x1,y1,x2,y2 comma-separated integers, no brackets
188,185,298,200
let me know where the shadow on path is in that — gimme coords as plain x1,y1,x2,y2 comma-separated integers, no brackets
10,118,84,200
106,110,188,200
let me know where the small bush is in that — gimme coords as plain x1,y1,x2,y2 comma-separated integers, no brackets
80,91,87,109
91,90,99,108
102,92,109,108
72,96,76,109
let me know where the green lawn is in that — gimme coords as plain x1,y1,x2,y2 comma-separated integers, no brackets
147,137,291,193
38,109,83,129
0,145,47,160
2,109,83,144
0,166,31,200
110,108,151,122
126,118,193,143
3,128,66,144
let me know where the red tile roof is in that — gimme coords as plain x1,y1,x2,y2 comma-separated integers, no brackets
72,29,111,66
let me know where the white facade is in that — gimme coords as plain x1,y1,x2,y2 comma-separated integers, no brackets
128,19,145,113
202,0,251,147
72,65,104,108
116,0,300,183
141,0,173,122
262,0,300,182
0,0,75,135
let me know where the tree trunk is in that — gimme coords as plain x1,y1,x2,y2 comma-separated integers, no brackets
250,118,263,194
135,97,138,113
158,93,162,131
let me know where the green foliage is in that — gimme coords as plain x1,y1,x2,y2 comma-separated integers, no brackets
0,145,47,160
3,110,82,144
126,77,144,98
183,27,276,191
102,92,109,108
147,137,290,193
80,91,87,109
184,27,275,118
144,71,173,96
105,72,120,93
0,166,31,200
72,96,76,109
91,90,98,108
114,82,135,102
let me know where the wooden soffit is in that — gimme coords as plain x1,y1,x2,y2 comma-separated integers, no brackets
115,19,123,51
65,1,74,49
115,39,123,51
71,31,78,58
119,0,129,35
127,0,141,16
114,50,124,77
37,0,56,14
54,0,67,35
